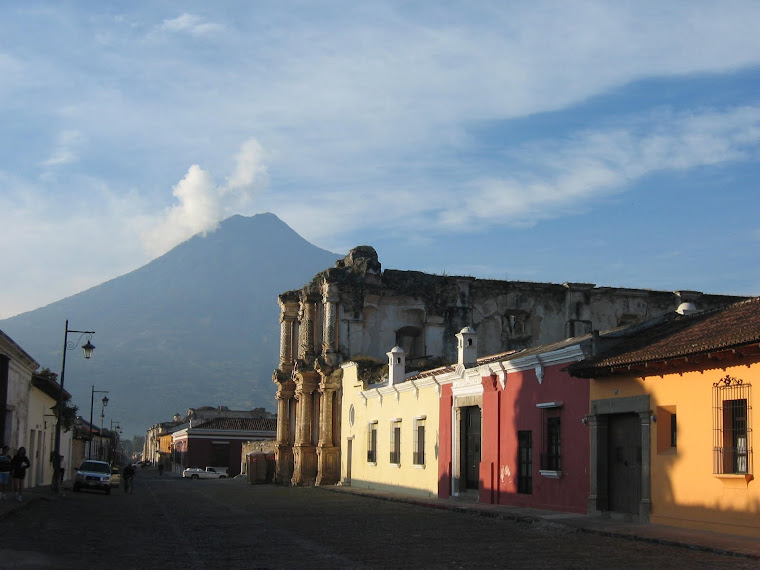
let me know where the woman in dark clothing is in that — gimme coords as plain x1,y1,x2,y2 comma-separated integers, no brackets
10,447,31,501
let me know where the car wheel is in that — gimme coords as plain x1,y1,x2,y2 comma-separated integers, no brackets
219,475,226,479
191,474,199,479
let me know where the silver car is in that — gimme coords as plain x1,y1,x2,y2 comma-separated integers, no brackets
73,460,112,494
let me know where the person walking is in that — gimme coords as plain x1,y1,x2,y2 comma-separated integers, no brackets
0,445,11,500
10,447,31,501
123,463,135,494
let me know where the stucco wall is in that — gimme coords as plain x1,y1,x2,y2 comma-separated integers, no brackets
590,360,760,538
340,362,441,497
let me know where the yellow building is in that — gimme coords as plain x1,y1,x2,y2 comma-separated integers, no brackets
569,297,760,538
340,346,449,497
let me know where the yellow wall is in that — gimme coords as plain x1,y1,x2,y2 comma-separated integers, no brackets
159,433,173,454
590,360,760,538
340,363,440,497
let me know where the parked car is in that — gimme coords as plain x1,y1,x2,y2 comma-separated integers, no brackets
182,466,228,479
73,460,112,494
110,465,121,488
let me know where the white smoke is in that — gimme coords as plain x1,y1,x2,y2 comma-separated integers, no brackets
142,138,268,256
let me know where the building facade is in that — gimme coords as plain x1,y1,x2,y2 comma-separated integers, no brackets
273,246,742,486
438,332,592,513
568,297,760,537
171,417,277,477
0,330,73,487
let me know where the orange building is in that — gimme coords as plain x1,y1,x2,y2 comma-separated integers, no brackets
569,297,760,538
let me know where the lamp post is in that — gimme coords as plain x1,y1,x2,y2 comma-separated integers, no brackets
110,420,121,464
53,319,95,493
89,388,109,459
98,396,108,459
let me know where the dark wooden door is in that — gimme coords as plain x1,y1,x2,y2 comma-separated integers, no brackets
463,406,481,490
608,413,641,514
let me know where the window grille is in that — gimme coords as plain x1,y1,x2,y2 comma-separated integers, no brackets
367,422,377,463
713,376,752,475
390,420,401,464
518,430,532,494
413,419,426,465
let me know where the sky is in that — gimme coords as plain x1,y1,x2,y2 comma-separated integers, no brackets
1,1,759,321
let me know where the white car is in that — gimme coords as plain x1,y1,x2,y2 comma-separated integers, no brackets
182,466,228,479
74,460,112,494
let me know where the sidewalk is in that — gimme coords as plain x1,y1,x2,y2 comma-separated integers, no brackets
320,485,760,560
0,482,61,520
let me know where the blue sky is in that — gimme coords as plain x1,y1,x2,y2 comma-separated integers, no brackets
1,1,759,319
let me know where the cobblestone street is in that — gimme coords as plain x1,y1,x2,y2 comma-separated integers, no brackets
0,470,756,569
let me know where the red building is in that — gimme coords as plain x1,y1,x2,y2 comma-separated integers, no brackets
438,333,593,514
171,418,276,477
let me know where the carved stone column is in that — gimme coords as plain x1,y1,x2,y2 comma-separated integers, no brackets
298,295,318,365
316,371,341,485
292,371,319,486
273,375,295,485
278,296,299,375
321,282,340,368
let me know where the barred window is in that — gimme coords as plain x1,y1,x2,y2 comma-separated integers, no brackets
390,420,401,464
367,422,377,463
413,418,426,466
537,402,562,472
713,376,753,475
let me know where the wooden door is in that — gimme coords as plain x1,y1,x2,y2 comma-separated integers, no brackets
463,406,481,490
608,413,641,515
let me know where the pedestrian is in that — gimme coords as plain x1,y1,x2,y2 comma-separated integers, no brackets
123,462,135,494
158,461,164,476
59,455,66,483
10,447,31,501
0,445,11,500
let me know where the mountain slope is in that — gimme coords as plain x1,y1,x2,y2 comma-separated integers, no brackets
0,213,341,437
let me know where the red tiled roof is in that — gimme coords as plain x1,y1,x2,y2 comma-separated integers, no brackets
192,418,277,431
568,297,760,377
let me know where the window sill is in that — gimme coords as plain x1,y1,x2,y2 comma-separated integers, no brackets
539,470,562,479
367,461,377,466
714,473,753,483
390,463,400,468
413,463,425,469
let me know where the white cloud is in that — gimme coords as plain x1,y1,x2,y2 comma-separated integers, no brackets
436,106,760,229
160,13,223,37
41,130,85,168
141,138,269,257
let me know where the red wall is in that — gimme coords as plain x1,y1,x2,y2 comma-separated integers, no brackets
187,438,243,477
439,362,590,514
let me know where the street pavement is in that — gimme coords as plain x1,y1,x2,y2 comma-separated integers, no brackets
2,473,758,562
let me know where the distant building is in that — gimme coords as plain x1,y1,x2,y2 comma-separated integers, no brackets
171,417,277,477
273,246,744,486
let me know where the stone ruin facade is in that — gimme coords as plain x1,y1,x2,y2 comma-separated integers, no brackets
272,246,743,486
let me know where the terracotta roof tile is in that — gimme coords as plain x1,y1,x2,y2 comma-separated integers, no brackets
569,297,760,376
192,418,277,431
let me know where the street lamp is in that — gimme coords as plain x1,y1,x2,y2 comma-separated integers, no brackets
89,388,109,459
98,396,108,459
53,319,95,493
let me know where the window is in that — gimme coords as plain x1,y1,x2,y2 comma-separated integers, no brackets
390,420,401,464
537,402,562,473
545,417,561,471
518,430,532,494
413,418,426,466
671,413,677,448
713,376,753,475
367,422,377,463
